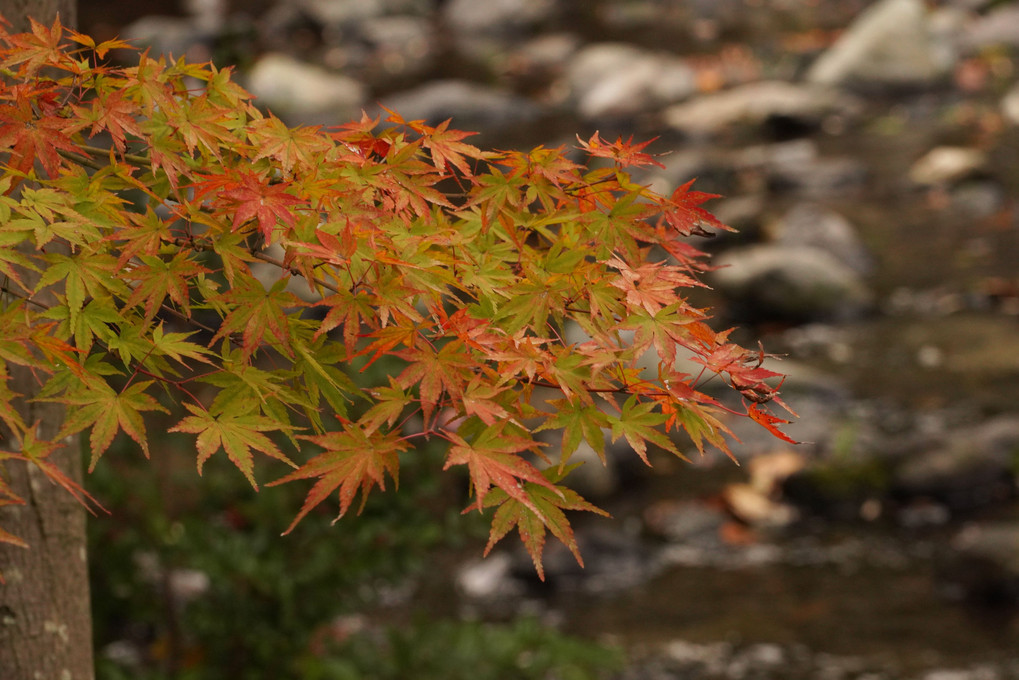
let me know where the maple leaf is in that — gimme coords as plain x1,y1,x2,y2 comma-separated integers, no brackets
480,464,609,581
209,276,303,358
170,403,296,489
59,378,169,468
576,131,665,169
270,426,406,533
537,398,611,462
0,85,82,177
659,179,732,237
747,402,798,445
194,169,306,242
604,255,700,315
122,252,209,322
0,23,800,581
75,87,144,152
608,395,684,465
65,29,133,59
11,421,106,514
444,424,560,516
0,16,67,75
394,340,477,425
246,114,332,175
419,119,483,176
163,93,233,158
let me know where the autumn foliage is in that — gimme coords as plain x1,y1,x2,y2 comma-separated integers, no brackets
0,19,793,578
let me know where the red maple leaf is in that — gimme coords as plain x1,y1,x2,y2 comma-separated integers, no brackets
444,426,561,517
0,84,82,177
194,170,306,242
660,179,732,237
576,131,665,168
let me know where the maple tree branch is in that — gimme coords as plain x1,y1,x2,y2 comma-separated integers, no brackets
75,142,151,168
0,284,50,311
57,149,105,172
250,249,342,297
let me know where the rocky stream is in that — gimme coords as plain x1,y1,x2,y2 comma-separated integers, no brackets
82,0,1019,678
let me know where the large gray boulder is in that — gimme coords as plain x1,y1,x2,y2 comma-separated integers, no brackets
245,53,366,127
806,0,956,89
711,245,873,321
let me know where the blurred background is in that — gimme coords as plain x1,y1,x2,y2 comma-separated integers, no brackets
75,0,1019,678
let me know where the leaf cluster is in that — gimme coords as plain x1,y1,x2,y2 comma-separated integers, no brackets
0,19,794,575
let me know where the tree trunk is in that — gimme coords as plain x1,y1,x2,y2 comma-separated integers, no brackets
0,403,92,680
0,5,93,680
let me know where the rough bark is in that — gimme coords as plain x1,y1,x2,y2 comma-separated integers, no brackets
0,4,93,680
0,405,92,680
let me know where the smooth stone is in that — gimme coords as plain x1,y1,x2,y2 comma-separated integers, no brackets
711,244,873,321
664,81,860,138
771,203,875,275
806,0,955,89
909,147,988,186
565,42,698,120
245,53,366,126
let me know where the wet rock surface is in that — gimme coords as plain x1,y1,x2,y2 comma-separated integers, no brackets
85,0,1019,677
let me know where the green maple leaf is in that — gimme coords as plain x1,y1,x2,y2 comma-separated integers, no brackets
607,395,683,465
170,402,296,489
60,378,169,469
537,398,610,462
247,114,332,175
123,252,208,322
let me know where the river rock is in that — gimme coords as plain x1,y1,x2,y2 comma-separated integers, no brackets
643,499,728,544
909,147,988,186
345,15,438,83
805,0,956,89
891,417,1019,512
942,521,1019,606
961,4,1019,51
501,33,580,89
245,53,366,126
663,81,860,138
1001,82,1019,126
564,43,698,120
377,79,542,133
768,156,869,197
442,0,558,36
711,244,874,322
771,203,874,275
733,139,869,197
299,0,434,26
781,451,892,521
